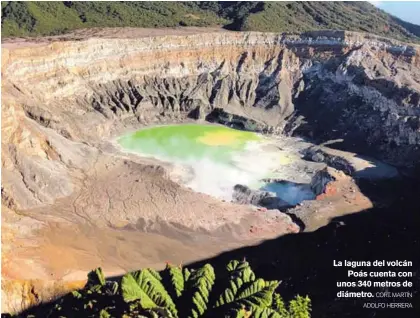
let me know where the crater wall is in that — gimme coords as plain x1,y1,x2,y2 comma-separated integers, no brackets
2,28,419,314
2,29,420,211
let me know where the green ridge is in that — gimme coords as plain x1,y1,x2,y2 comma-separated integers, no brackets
2,1,419,43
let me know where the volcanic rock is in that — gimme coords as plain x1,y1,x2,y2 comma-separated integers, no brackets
232,184,292,210
1,28,418,313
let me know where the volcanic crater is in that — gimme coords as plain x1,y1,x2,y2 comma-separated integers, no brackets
1,28,420,313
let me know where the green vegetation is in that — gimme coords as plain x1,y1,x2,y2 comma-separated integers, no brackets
0,2,227,37
16,260,311,317
1,1,420,43
223,1,420,42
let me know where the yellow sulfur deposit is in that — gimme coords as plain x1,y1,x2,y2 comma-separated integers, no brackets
198,130,254,146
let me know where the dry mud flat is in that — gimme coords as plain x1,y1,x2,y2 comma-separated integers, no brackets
2,28,419,313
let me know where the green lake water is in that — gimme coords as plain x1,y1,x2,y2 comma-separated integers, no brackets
118,124,314,204
118,124,261,164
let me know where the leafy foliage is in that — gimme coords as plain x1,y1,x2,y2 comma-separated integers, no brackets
182,263,215,317
87,267,106,287
289,295,311,318
238,1,420,42
0,1,226,37
15,260,311,318
121,268,178,317
163,263,185,299
1,1,419,43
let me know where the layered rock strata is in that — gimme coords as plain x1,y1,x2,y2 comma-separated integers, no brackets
2,30,419,210
2,29,419,313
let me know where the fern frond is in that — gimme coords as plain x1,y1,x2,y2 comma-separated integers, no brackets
99,309,111,318
163,264,185,299
250,307,284,318
226,260,256,283
147,268,163,281
216,279,280,317
121,270,178,317
135,269,177,317
242,267,256,283
264,281,280,291
122,273,155,306
288,295,311,318
216,260,258,309
225,306,252,318
236,279,266,300
272,293,289,318
184,268,191,282
215,278,245,307
227,260,240,272
183,264,215,318
145,307,175,318
87,267,106,287
27,259,311,318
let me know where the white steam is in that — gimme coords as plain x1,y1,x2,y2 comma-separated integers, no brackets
167,141,286,201
120,131,316,204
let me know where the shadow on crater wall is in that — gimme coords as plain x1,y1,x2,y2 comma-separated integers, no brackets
11,178,420,318
187,177,420,318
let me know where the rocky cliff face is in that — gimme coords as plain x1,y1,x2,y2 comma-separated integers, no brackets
3,31,419,180
1,29,419,313
2,30,419,211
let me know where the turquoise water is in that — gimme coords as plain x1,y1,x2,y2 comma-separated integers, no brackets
261,182,315,205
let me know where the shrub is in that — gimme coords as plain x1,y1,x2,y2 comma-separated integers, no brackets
19,260,311,318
